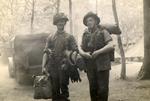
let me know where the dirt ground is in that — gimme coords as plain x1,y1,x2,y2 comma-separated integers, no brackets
0,61,150,101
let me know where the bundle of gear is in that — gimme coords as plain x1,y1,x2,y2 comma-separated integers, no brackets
33,74,52,99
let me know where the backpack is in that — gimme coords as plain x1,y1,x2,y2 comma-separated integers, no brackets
101,29,115,62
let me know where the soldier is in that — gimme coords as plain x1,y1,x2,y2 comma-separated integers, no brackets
79,12,114,101
42,13,78,101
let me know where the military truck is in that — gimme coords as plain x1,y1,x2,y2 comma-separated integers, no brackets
8,33,49,84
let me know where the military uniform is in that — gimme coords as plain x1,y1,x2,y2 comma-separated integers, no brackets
81,12,112,101
44,31,77,101
43,13,78,101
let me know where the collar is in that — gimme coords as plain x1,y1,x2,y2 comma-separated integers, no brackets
85,27,99,34
56,30,66,35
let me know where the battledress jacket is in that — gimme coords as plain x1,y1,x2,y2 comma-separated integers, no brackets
81,27,113,71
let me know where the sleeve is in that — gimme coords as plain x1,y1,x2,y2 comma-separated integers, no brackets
43,35,52,54
81,33,85,50
80,32,88,51
67,35,78,52
103,29,113,43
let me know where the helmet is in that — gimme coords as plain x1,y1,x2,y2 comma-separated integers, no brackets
83,12,100,26
53,13,69,25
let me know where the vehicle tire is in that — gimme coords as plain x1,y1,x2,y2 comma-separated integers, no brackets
15,70,23,84
15,69,33,85
8,57,15,78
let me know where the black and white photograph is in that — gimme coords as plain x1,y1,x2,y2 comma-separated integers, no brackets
0,0,148,101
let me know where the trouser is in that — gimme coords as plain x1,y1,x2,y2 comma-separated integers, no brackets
49,68,70,101
87,64,110,101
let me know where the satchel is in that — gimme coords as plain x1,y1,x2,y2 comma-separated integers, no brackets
33,75,52,99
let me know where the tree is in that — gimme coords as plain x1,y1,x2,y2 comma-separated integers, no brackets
96,0,98,14
112,0,126,79
56,0,60,13
69,0,73,34
138,0,150,79
30,0,35,34
44,0,61,14
0,0,18,41
118,35,126,79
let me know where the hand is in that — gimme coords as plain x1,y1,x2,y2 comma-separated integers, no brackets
92,50,100,59
42,67,50,76
64,50,71,57
42,67,47,74
61,64,68,71
81,52,92,59
48,49,54,54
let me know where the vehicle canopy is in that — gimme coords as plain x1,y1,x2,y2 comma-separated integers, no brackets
13,33,49,66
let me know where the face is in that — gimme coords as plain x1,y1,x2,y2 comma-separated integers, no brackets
56,20,66,30
86,17,97,29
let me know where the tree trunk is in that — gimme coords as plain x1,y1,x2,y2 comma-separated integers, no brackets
138,0,150,79
112,0,126,79
56,0,60,13
96,0,98,14
10,0,14,37
69,0,73,34
117,35,126,79
31,0,35,34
